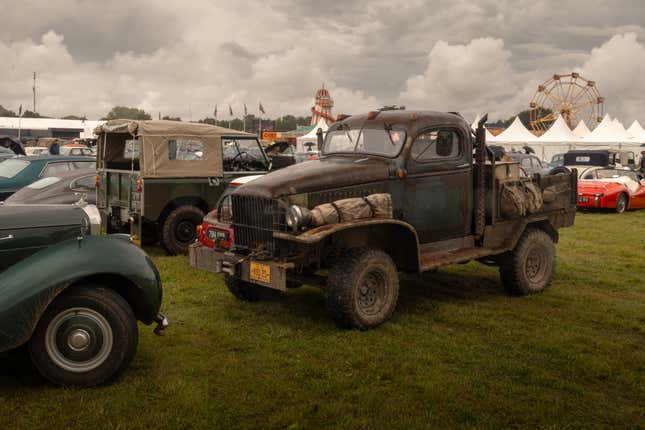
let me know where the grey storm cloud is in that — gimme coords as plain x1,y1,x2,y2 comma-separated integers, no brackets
1,0,645,124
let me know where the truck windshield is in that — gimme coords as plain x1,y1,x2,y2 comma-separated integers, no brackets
323,126,405,157
0,159,29,178
223,139,267,171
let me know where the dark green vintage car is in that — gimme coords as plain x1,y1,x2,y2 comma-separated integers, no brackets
0,203,167,386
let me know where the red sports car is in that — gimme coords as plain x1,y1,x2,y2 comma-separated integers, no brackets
577,168,645,213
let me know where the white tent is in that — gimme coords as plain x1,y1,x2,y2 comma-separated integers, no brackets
584,114,621,142
531,116,579,161
612,118,629,140
538,116,577,142
494,117,536,143
296,117,328,153
627,120,645,142
572,120,591,138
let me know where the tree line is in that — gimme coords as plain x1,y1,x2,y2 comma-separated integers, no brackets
2,103,545,132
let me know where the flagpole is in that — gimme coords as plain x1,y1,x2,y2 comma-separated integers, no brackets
17,105,22,140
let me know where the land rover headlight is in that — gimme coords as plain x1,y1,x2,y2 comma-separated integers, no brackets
285,205,312,232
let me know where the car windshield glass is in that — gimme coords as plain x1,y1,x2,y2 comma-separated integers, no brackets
596,169,637,180
0,159,29,178
28,176,61,189
323,125,405,157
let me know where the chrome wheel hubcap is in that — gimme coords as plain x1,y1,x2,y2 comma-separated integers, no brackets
45,307,113,373
68,329,91,351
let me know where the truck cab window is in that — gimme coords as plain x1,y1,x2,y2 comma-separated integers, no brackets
411,130,460,162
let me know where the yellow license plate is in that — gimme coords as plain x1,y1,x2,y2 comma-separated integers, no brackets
250,262,271,284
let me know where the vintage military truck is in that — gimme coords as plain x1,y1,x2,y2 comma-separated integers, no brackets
190,110,577,329
95,120,270,254
0,203,167,386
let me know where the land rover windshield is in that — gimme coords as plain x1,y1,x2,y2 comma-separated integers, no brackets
323,125,406,158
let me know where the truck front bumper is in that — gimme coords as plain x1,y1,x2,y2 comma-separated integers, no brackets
189,243,293,292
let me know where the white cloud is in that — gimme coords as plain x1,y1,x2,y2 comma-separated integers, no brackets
1,1,645,124
577,32,645,122
400,38,523,120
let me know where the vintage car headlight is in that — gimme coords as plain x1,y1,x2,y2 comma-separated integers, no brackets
81,204,102,235
285,205,312,232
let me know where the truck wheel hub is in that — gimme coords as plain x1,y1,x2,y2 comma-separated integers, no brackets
358,270,386,314
176,220,196,243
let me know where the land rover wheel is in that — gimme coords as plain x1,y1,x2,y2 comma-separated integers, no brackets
499,228,556,296
28,286,138,386
162,205,205,255
225,275,279,301
326,248,399,330
615,193,628,213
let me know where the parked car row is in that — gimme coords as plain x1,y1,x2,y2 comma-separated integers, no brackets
3,113,641,388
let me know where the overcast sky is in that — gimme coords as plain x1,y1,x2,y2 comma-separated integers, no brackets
1,0,645,124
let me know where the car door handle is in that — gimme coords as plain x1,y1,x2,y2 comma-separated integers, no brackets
457,163,470,169
0,234,14,241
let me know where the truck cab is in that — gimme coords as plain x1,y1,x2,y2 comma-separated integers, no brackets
190,110,577,329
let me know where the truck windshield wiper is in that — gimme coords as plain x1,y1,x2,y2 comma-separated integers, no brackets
341,124,353,143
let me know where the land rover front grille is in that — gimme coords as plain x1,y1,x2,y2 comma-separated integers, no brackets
231,195,283,252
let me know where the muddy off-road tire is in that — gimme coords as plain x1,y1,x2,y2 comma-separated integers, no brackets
28,286,138,387
162,205,205,255
615,193,628,214
225,275,278,302
499,228,556,296
326,248,399,330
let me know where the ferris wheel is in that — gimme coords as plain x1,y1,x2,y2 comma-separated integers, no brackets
529,73,604,132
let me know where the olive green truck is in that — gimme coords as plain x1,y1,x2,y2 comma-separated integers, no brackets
95,120,270,254
190,111,577,329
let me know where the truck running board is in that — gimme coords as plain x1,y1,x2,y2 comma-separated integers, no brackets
420,247,502,272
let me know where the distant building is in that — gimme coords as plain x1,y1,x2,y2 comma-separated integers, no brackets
310,85,334,125
0,117,103,140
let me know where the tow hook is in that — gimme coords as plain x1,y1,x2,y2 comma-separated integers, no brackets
153,313,169,336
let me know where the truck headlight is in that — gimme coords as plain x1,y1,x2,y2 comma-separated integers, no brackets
285,205,312,232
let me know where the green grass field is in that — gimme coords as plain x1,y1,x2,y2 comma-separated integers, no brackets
1,211,644,429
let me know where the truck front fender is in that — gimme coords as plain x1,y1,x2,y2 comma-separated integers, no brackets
274,219,421,272
0,235,162,353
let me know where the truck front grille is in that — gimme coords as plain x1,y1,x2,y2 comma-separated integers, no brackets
231,195,283,252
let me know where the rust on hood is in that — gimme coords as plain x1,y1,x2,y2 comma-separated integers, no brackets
236,157,390,199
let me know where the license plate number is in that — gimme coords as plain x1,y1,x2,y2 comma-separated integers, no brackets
250,262,271,284
578,196,589,202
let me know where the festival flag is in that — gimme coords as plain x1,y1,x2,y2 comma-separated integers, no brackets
244,103,248,116
228,104,233,116
213,106,218,118
18,105,22,117
259,102,266,114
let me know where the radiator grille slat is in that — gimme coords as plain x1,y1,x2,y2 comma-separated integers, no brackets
231,195,282,252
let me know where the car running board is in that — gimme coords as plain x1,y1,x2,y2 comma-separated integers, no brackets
420,247,502,272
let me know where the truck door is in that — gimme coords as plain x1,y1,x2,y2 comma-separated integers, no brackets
403,127,472,243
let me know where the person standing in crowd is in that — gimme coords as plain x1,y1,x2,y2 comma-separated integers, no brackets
640,151,645,174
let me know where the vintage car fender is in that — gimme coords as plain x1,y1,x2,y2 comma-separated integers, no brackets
0,234,162,353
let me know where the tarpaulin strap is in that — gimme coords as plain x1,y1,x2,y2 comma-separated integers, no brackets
362,196,376,218
330,202,342,222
